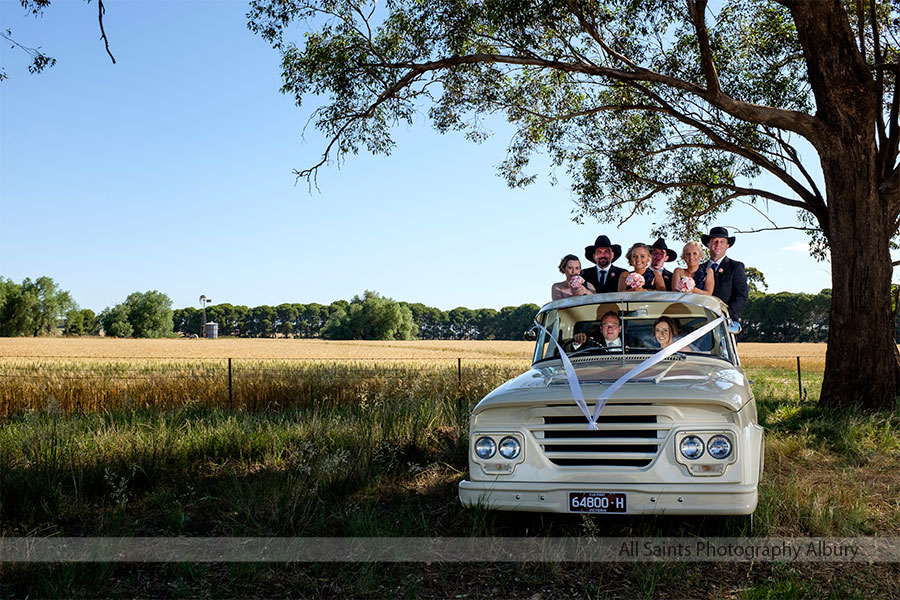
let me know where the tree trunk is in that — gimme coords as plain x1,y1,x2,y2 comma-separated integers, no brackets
791,0,900,410
819,144,900,411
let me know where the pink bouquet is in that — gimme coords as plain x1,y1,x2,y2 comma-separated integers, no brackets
568,275,586,289
676,276,696,292
625,272,644,290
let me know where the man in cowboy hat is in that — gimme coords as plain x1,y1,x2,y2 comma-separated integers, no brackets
650,238,677,291
702,226,749,319
581,235,627,293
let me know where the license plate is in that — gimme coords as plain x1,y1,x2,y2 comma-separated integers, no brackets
568,492,627,513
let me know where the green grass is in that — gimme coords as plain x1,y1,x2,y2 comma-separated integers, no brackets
1,364,899,597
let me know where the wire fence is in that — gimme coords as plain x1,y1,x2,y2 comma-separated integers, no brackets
0,357,531,416
0,353,821,417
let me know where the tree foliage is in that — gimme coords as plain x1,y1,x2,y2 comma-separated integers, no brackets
64,308,99,336
100,290,173,338
1,0,115,83
0,276,75,336
320,290,418,340
248,0,900,409
99,304,133,338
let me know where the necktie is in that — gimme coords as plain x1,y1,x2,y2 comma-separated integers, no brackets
600,270,607,287
710,262,718,272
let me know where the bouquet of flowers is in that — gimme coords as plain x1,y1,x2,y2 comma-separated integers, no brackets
675,276,696,293
568,275,586,289
625,272,644,290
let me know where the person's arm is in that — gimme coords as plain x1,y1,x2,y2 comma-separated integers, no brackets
551,283,563,301
652,270,666,291
618,272,629,292
695,268,715,295
671,268,684,291
584,281,596,294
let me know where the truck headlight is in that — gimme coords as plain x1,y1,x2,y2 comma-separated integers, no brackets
498,436,521,459
474,436,496,459
707,435,732,459
679,435,704,460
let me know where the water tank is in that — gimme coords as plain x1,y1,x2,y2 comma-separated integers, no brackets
205,322,219,339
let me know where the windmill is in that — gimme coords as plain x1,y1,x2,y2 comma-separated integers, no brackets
199,295,211,337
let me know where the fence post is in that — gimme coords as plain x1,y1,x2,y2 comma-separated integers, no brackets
457,357,463,419
228,357,233,408
796,356,802,401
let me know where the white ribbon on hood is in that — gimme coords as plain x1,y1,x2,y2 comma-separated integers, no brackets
535,315,725,430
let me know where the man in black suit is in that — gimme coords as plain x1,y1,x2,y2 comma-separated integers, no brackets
567,310,622,352
581,235,627,293
649,238,677,291
702,226,749,320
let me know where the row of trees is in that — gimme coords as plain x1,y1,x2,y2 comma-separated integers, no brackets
0,275,884,343
172,289,843,343
1,276,174,339
172,290,541,340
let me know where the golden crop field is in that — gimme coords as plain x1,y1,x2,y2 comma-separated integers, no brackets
738,342,827,369
0,337,830,416
0,337,534,361
0,337,827,361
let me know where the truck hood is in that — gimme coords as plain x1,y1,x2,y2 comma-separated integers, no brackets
476,356,751,413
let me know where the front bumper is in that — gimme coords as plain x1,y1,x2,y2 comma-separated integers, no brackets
458,480,758,515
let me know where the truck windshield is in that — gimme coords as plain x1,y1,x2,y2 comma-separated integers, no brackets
533,300,734,364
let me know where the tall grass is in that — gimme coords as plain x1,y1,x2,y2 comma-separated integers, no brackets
2,357,899,597
0,358,529,416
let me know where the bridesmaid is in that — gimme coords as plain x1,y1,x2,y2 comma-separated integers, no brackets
672,241,715,295
618,243,666,292
551,254,597,300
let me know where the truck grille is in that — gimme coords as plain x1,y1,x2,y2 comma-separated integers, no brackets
527,405,672,467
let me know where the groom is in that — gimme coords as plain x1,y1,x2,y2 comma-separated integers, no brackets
702,226,749,320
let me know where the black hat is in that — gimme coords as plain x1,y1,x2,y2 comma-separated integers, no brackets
701,226,736,247
650,238,677,262
584,235,622,264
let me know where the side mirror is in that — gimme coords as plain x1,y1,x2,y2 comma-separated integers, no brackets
727,320,742,335
523,327,538,342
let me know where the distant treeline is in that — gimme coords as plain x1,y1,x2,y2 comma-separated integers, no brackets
173,302,542,340
173,289,842,342
0,275,887,343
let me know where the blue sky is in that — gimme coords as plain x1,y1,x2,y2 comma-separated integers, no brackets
1,0,837,313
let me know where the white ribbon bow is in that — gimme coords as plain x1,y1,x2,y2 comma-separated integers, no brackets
535,316,725,430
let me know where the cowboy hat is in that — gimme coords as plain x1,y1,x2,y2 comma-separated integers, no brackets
584,235,622,264
701,226,736,247
650,238,677,262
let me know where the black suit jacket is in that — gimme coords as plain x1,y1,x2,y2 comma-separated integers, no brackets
705,256,749,319
582,265,627,293
653,267,674,291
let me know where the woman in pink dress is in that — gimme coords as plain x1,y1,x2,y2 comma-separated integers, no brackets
551,254,597,300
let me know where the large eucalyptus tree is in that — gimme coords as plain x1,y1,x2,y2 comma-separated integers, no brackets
253,0,898,408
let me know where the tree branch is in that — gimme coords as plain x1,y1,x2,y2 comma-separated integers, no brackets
97,0,116,64
565,0,822,139
624,79,820,211
687,0,722,96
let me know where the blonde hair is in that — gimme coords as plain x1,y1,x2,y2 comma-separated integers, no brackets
681,241,707,262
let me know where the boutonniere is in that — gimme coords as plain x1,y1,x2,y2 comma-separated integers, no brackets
718,268,724,274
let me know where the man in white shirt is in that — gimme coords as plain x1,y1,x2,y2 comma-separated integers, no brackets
568,310,622,351
701,226,749,319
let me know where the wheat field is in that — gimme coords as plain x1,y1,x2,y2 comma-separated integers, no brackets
0,337,534,360
0,337,825,362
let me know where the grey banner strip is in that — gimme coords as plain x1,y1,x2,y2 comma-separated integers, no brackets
2,537,898,563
